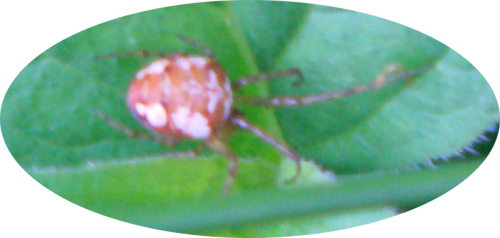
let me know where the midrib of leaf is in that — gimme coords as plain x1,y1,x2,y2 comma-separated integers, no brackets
83,160,481,232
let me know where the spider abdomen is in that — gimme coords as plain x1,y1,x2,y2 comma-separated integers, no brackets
126,55,233,140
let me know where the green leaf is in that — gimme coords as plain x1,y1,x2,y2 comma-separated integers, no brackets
30,158,481,233
271,10,499,173
1,1,497,236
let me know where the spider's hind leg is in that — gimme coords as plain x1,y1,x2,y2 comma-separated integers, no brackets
92,108,177,146
206,138,239,195
229,113,302,184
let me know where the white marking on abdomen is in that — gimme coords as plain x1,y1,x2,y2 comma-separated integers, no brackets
137,59,170,79
170,107,211,139
135,102,168,128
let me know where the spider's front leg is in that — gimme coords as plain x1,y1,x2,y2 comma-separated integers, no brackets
94,50,170,61
95,35,214,61
232,68,304,90
238,64,432,107
177,35,215,58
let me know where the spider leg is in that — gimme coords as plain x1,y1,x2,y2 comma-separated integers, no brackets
92,108,177,146
239,64,432,107
206,138,238,195
94,50,169,61
177,35,215,58
95,35,214,60
229,113,302,184
232,68,304,90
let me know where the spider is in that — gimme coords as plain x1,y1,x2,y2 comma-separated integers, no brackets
93,36,429,194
